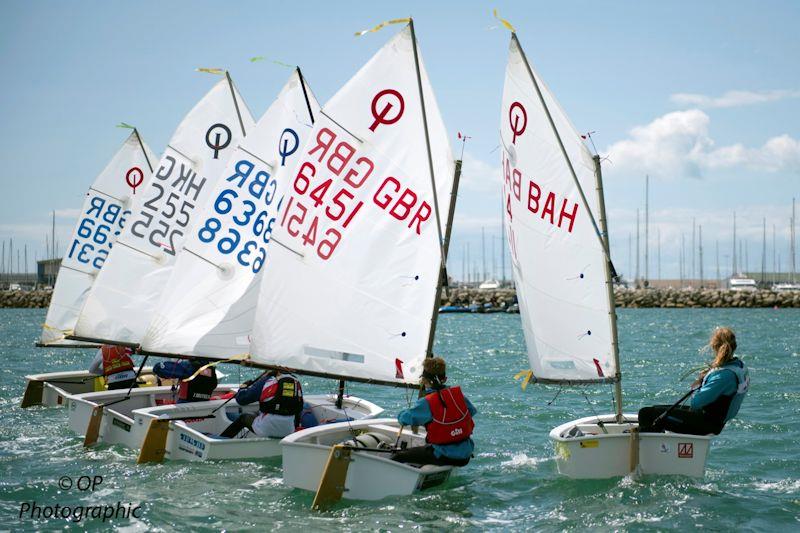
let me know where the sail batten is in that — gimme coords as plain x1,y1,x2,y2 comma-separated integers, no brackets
502,35,616,384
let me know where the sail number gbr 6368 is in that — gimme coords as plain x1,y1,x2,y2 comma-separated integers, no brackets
280,127,433,261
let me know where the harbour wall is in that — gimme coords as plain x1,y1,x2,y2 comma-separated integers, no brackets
1,288,799,309
442,287,800,309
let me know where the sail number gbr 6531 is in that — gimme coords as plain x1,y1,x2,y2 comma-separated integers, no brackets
279,126,433,261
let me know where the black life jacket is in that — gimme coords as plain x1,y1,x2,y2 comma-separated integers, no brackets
177,365,218,403
259,375,303,416
698,363,747,433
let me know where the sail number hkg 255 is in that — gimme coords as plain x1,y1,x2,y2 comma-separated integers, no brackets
130,154,206,255
196,159,279,273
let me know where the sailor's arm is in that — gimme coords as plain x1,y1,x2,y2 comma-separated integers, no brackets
88,350,103,375
690,370,737,410
397,398,432,426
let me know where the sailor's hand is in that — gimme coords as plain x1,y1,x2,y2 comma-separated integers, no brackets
240,379,254,388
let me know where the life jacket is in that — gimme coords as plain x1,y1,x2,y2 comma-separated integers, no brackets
101,345,135,378
177,364,218,403
424,386,474,445
699,359,749,428
259,375,303,416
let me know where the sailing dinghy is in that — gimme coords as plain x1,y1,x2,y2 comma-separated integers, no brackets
500,28,711,478
63,74,253,444
239,19,462,504
131,69,383,463
22,129,158,408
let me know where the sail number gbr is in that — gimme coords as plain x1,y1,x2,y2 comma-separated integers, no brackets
280,127,432,261
196,159,280,273
67,195,129,270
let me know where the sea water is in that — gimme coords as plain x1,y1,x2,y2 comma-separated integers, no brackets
0,308,798,531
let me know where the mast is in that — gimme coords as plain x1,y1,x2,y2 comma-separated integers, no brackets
792,198,797,283
732,212,737,276
761,217,767,285
408,18,451,359
635,210,640,286
500,198,506,284
698,225,703,288
680,233,685,287
481,227,486,281
716,240,720,287
773,224,776,284
593,156,623,422
644,175,649,286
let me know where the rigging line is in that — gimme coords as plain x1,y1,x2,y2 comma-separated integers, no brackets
183,247,224,271
546,385,564,406
238,146,273,169
581,388,608,434
57,264,93,277
88,187,125,204
225,71,247,138
166,144,195,164
318,110,363,144
116,240,162,261
296,66,315,125
133,128,154,173
271,236,304,258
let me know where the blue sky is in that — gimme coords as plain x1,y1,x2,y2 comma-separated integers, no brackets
1,1,798,281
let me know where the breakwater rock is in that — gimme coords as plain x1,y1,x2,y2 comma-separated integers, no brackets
0,290,52,308
613,288,800,308
439,287,800,309
3,287,799,310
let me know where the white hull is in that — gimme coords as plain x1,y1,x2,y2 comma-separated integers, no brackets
132,394,384,462
22,368,156,408
282,418,454,501
550,413,712,479
67,384,238,448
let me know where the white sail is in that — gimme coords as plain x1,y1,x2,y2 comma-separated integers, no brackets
41,131,157,345
249,25,455,384
141,70,320,357
74,77,255,345
501,36,615,382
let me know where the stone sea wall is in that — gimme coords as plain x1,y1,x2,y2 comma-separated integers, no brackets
439,287,800,309
2,287,799,309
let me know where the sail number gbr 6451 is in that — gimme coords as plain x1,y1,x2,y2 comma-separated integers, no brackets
280,126,433,261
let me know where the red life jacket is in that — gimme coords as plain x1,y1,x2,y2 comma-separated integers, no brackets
178,366,218,402
424,386,474,445
259,375,303,415
101,345,134,377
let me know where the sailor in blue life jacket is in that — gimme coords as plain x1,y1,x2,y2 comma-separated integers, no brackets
88,345,138,390
391,357,477,467
639,327,750,435
220,370,304,439
152,358,218,403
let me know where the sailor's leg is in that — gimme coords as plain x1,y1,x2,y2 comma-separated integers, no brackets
220,413,256,438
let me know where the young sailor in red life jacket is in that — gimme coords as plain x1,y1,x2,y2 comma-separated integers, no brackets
219,370,304,439
391,357,477,467
152,358,218,403
88,345,137,390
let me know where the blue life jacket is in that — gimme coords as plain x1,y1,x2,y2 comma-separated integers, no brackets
699,359,749,427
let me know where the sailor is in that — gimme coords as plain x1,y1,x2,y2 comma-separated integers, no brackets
152,358,218,404
220,370,304,439
88,344,137,390
639,327,749,435
391,357,477,467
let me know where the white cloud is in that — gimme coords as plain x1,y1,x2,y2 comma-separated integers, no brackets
670,89,800,109
605,109,800,177
458,150,502,192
